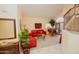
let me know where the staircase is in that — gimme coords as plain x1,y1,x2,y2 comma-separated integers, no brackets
62,5,79,53
64,4,79,32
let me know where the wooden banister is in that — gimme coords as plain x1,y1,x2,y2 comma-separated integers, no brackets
64,4,79,28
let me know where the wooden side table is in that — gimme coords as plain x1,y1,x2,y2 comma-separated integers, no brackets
48,28,56,36
0,42,19,54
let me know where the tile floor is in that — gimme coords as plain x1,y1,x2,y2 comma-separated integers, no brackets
30,35,64,54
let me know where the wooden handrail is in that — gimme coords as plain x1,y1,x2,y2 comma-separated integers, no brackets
64,4,79,27
64,5,79,16
64,8,73,17
64,4,79,17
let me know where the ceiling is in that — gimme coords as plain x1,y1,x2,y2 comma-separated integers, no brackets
19,4,67,19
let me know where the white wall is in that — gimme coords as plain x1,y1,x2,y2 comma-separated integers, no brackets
0,4,19,41
62,30,79,53
20,4,65,19
0,5,18,19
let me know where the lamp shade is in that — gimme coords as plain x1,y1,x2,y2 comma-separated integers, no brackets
56,17,64,23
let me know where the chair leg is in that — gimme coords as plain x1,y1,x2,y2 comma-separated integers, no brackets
59,34,62,44
43,36,45,40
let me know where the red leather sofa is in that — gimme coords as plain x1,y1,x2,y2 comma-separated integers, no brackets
29,29,46,38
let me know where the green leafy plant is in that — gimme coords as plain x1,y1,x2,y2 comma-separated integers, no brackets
19,29,29,45
49,19,55,27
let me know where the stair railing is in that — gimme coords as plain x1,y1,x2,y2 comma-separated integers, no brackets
64,4,79,29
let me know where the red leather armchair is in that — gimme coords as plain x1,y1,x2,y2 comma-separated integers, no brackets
29,35,37,48
21,29,46,54
21,36,37,48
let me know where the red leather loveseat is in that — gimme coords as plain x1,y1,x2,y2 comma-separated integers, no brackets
29,29,46,39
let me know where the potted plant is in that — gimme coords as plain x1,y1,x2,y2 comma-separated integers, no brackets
19,28,30,54
49,19,55,27
48,19,56,36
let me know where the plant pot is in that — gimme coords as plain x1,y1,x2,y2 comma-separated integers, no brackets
23,48,30,54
